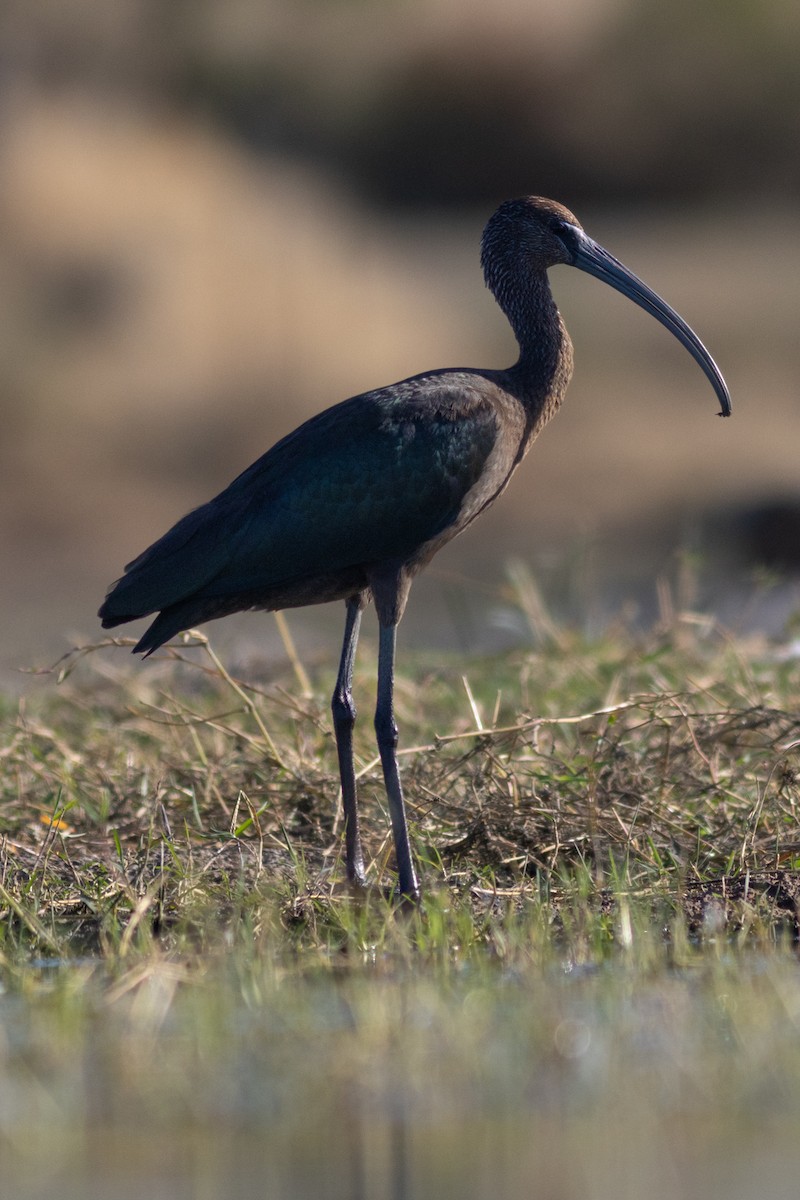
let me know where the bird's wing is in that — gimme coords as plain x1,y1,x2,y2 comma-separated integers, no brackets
100,373,502,621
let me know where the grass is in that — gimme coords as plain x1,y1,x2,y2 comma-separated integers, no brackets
1,592,800,1197
5,597,800,956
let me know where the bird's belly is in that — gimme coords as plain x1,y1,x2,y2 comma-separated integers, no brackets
234,566,371,613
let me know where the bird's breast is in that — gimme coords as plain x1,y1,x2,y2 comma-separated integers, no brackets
403,390,530,573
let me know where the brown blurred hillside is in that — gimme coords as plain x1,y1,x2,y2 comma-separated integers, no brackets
1,0,798,685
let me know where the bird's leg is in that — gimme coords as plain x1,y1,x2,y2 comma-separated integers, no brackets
375,621,420,901
332,595,367,888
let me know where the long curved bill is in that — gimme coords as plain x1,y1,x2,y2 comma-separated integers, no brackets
570,229,732,417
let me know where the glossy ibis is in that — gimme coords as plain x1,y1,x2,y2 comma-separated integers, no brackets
99,196,731,900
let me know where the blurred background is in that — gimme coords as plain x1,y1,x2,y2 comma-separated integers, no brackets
1,0,799,687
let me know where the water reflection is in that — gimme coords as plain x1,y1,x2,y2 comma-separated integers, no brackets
1,957,800,1199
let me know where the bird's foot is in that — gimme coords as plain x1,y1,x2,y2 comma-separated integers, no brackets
345,861,368,892
394,879,422,909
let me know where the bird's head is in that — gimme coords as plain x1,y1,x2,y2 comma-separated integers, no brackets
481,196,731,418
481,196,583,279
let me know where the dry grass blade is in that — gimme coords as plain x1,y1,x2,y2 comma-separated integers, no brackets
3,610,800,949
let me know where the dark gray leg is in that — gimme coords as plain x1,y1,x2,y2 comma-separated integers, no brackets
332,596,367,887
374,621,420,901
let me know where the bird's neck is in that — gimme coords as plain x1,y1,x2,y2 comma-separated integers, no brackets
500,271,574,421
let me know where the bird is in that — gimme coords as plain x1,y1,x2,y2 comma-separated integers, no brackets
99,196,731,901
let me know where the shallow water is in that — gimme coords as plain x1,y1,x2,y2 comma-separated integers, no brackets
1,952,800,1199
